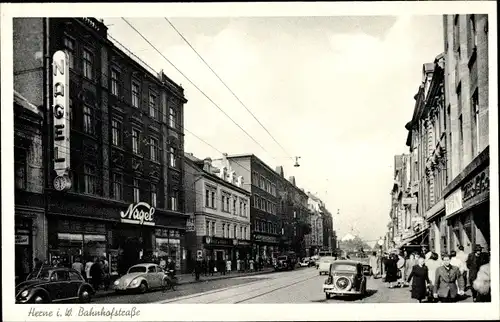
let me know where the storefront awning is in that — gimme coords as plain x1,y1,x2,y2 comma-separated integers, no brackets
399,228,428,248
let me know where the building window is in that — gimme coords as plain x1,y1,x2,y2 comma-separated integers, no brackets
168,147,177,168
234,225,237,239
111,69,120,96
471,90,480,157
243,203,247,217
227,224,231,238
211,191,215,209
149,92,157,119
82,49,93,80
170,189,178,211
233,199,237,215
111,119,122,146
132,129,140,154
222,223,226,238
14,147,27,190
206,221,210,236
205,189,210,208
150,183,157,207
169,107,177,128
149,137,159,162
132,82,140,108
64,37,75,69
239,202,243,216
84,164,97,195
111,173,123,200
211,222,216,237
133,179,140,203
252,171,259,185
83,105,95,135
240,226,243,239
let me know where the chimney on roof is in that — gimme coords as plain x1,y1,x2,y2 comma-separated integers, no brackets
276,166,284,177
289,176,296,186
203,158,212,172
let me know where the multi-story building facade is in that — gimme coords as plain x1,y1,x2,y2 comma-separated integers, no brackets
225,154,280,263
321,206,334,250
13,17,188,276
306,193,324,256
183,154,251,270
13,91,46,282
441,14,490,253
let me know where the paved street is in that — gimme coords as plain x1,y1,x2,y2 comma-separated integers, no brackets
93,266,474,304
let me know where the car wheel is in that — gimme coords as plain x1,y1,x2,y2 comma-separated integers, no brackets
79,287,92,303
33,293,49,304
139,281,148,294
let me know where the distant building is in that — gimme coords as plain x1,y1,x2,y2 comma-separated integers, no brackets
183,153,251,271
306,192,324,256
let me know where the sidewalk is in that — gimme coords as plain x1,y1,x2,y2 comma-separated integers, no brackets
94,267,276,299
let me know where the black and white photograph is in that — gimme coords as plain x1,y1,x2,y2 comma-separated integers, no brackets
1,1,498,321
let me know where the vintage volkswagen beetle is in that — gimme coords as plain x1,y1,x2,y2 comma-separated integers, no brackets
113,263,168,293
322,260,367,299
15,267,94,304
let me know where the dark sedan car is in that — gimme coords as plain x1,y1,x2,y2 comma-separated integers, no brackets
15,267,94,304
322,260,367,299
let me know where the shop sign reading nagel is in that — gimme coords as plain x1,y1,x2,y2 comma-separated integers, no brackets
120,202,155,226
52,50,71,191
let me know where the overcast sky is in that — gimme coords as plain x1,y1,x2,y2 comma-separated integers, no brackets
103,15,444,242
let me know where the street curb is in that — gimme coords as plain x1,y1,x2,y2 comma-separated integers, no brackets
93,267,286,299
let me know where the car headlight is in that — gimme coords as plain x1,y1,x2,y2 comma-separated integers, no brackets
21,290,29,298
114,280,120,285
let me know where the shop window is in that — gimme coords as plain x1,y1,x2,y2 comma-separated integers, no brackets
14,147,27,190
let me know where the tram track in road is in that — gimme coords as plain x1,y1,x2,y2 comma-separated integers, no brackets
232,274,320,303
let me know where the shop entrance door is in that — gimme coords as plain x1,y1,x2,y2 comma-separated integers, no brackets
474,203,490,249
216,250,224,261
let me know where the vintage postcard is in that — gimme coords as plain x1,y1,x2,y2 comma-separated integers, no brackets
1,1,498,321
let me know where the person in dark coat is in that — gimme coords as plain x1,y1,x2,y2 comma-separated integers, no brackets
208,257,215,276
90,257,103,291
385,253,399,288
466,245,486,302
194,258,202,281
202,258,208,276
407,256,430,302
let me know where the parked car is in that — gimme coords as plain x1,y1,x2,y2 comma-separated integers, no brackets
322,260,367,299
113,263,169,293
362,264,372,276
299,257,311,267
318,256,336,275
15,267,94,304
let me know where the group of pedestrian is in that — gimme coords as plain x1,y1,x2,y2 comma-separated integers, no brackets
405,244,490,303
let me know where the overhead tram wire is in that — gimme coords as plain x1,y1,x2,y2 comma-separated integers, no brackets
120,18,273,160
164,17,295,163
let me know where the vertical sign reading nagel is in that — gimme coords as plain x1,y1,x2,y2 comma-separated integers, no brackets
52,50,71,191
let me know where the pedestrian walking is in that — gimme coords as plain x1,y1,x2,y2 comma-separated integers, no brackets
396,251,406,287
85,258,94,283
226,258,232,274
407,256,430,303
72,257,84,276
473,253,490,302
369,252,379,278
456,246,469,288
433,253,465,303
385,253,398,288
466,245,486,302
425,252,440,288
450,250,467,276
208,257,215,276
90,257,103,292
405,253,417,287
194,257,202,281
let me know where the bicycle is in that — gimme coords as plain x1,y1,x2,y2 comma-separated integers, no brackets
162,270,178,292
